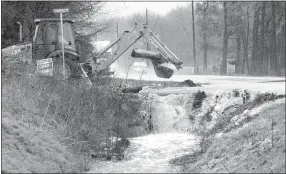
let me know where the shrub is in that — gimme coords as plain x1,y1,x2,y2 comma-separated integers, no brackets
250,92,285,109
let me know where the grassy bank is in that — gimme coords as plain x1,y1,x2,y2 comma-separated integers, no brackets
1,62,147,173
171,91,285,173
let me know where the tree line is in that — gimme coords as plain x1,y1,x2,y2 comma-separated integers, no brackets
113,1,285,76
221,1,285,76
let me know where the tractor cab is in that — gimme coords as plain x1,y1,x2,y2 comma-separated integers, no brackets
32,18,79,62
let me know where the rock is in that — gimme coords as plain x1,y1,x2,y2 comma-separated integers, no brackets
241,90,251,103
193,91,207,109
232,89,240,97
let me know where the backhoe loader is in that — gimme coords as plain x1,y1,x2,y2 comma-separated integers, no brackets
2,18,81,79
2,14,182,80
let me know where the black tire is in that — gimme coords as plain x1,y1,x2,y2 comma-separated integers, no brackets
51,53,81,80
64,58,82,79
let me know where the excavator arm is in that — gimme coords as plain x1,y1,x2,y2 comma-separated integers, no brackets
136,27,182,69
131,24,183,78
85,22,143,75
85,22,183,78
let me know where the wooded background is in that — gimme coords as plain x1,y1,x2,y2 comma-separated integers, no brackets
111,1,285,76
1,1,285,76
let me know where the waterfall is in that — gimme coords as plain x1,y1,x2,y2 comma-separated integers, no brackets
147,93,193,133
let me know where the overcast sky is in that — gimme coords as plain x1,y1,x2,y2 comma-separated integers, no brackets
101,2,190,17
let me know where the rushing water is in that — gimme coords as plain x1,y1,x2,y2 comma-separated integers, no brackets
89,88,253,173
89,93,200,173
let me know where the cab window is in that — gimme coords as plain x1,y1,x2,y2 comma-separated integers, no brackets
36,22,56,45
58,22,75,46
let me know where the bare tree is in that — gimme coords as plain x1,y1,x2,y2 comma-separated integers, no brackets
192,1,197,73
202,2,209,71
269,2,277,75
260,2,266,75
221,2,228,75
277,2,285,75
243,4,250,74
250,4,260,75
235,29,241,74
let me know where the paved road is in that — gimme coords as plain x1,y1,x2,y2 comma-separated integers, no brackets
131,74,286,95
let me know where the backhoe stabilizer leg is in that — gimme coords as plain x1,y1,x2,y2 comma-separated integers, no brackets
79,63,93,86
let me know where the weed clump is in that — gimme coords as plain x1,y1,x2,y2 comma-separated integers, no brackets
249,92,285,109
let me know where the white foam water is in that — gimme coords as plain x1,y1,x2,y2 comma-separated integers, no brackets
149,94,192,133
89,133,198,173
89,93,200,173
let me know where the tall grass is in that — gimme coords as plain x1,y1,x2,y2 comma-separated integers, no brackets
2,62,145,160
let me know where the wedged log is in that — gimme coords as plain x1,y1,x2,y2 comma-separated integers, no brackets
91,153,106,159
122,86,143,93
131,48,183,70
131,48,165,62
179,79,200,87
152,61,174,78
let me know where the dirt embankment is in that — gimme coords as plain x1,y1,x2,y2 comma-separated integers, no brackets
1,62,147,173
1,114,83,173
2,76,84,172
171,91,285,173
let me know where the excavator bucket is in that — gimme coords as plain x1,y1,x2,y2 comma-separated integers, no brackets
131,48,182,78
152,62,175,78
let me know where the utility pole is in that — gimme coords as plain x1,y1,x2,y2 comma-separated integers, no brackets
16,22,22,42
116,22,119,63
192,1,197,74
146,8,149,51
146,8,149,66
221,2,228,75
116,22,119,38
